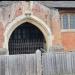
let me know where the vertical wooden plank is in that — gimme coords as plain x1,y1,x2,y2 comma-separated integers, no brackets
33,54,37,75
8,55,17,75
71,52,74,75
55,52,64,75
0,56,2,75
52,52,57,75
55,52,60,75
21,54,26,75
47,53,52,75
66,52,72,74
29,54,34,75
17,54,26,75
1,55,5,75
26,54,30,75
43,53,49,75
42,53,47,75
51,52,57,75
36,50,42,75
5,55,9,75
71,52,75,74
15,55,21,75
63,52,67,75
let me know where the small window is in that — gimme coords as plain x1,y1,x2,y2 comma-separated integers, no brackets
70,15,75,29
60,14,75,30
63,15,68,29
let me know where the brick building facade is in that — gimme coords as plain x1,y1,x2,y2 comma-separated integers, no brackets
0,1,75,54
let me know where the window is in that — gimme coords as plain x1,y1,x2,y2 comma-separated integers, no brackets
70,15,75,29
60,14,75,29
63,15,68,29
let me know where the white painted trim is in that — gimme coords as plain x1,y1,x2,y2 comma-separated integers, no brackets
3,14,53,54
61,29,75,32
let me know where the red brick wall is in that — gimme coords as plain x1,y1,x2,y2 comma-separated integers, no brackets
15,7,22,17
32,2,51,27
51,10,62,46
61,32,75,51
15,2,23,17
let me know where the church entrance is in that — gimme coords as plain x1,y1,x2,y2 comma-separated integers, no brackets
8,22,46,54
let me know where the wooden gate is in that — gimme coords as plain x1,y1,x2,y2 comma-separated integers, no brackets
42,52,75,75
0,50,41,75
1,50,75,75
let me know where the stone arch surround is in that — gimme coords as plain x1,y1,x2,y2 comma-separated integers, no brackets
4,15,53,54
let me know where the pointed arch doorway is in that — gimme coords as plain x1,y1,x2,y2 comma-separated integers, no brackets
4,15,53,55
8,22,46,54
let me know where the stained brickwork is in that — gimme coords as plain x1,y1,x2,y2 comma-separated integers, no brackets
0,1,74,51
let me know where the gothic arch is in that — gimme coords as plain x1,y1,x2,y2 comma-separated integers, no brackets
4,15,53,54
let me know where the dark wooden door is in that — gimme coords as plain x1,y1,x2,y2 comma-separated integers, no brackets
9,22,46,54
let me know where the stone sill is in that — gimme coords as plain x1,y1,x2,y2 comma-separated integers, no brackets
61,29,75,32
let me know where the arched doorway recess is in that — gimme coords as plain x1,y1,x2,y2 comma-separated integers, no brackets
9,22,46,54
4,15,53,54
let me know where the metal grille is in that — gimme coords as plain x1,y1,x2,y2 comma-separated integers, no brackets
9,22,46,54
